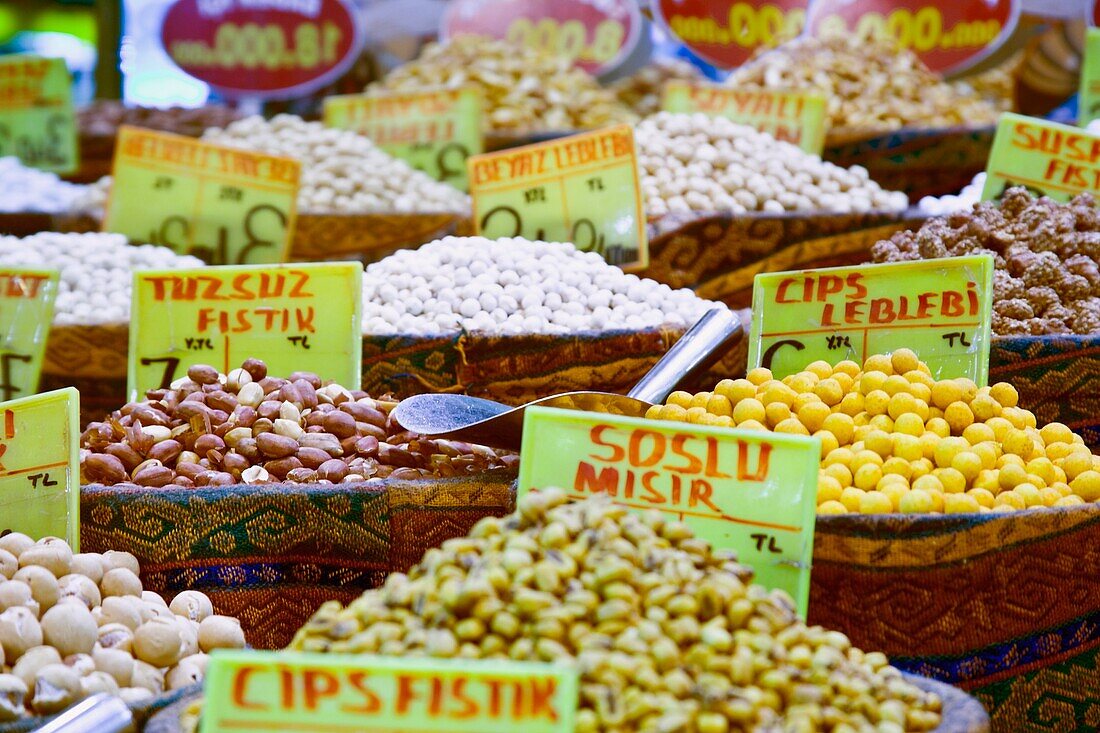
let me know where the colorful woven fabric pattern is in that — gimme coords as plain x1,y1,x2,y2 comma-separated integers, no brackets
810,503,1100,732
80,472,516,649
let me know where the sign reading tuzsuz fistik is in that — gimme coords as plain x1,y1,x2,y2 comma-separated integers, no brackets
518,407,820,617
749,255,994,385
104,126,300,266
128,263,362,400
468,125,648,269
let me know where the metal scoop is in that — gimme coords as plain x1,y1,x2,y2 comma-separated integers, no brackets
391,308,742,450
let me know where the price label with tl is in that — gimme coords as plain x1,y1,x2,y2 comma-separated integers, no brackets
104,126,300,265
0,55,78,174
468,124,648,270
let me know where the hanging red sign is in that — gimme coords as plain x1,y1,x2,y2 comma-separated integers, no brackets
160,0,364,99
804,0,1021,75
440,0,643,77
652,1,809,70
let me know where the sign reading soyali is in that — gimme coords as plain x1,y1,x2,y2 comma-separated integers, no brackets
982,113,1100,202
160,0,364,99
653,0,808,69
200,650,578,733
805,0,1020,75
441,0,643,77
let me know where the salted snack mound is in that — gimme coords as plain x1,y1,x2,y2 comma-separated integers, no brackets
637,113,909,217
726,35,1000,135
78,101,242,138
610,59,702,116
917,173,986,215
872,187,1100,335
368,35,636,133
201,115,470,214
0,533,243,720
0,157,88,214
80,359,514,488
646,350,1100,515
291,490,943,732
0,232,203,325
361,237,720,335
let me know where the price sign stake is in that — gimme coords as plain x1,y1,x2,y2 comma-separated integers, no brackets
324,87,482,191
104,126,300,265
128,263,362,400
0,388,80,547
0,55,77,174
0,269,60,402
202,650,578,733
982,113,1100,203
518,407,820,617
468,125,648,269
748,256,994,384
662,82,827,155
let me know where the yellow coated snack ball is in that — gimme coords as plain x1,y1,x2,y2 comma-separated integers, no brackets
972,443,999,470
836,392,864,417
954,378,978,403
785,373,819,394
950,452,983,482
823,463,853,487
912,474,944,496
916,432,940,461
1003,429,1034,460
1039,487,1063,507
886,392,918,420
1052,481,1072,497
864,389,890,417
792,392,822,413
765,402,791,428
899,489,936,514
1055,495,1086,507
863,354,894,375
970,394,1002,421
1039,422,1075,447
994,491,1026,510
883,375,911,397
824,447,855,467
716,379,757,403
854,463,883,491
732,398,766,425
962,423,996,445
925,417,950,438
1001,407,1030,430
1070,470,1100,501
832,372,855,393
821,413,855,445
834,360,861,378
852,449,884,471
666,391,694,409
985,417,1012,442
944,493,981,514
804,360,833,380
890,348,920,375
968,488,996,508
933,438,967,469
746,367,773,385
877,473,908,490
972,469,999,492
818,500,848,515
775,418,810,436
860,491,894,514
943,402,975,434
813,430,840,458
699,413,733,427
1013,483,1042,508
937,467,966,494
737,419,768,431
998,462,1027,490
1060,450,1094,481
893,413,925,437
839,487,866,512
690,392,712,409
989,382,1019,408
908,382,933,405
705,394,733,417
930,380,963,410
859,371,889,395
762,382,797,408
685,407,709,424
812,378,844,407
868,415,896,434
818,475,844,503
1026,457,1056,485
864,430,893,458
882,456,913,479
881,482,909,510
893,434,922,463
910,458,934,480
797,401,832,432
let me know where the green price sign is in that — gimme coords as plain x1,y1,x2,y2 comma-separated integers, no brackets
1081,29,1100,127
104,126,301,265
468,124,648,270
0,388,80,548
324,87,482,191
749,255,994,385
982,113,1100,203
0,269,60,403
201,650,578,733
517,406,819,617
0,55,77,174
128,262,362,400
662,81,827,155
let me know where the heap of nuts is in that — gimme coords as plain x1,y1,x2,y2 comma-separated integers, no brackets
726,35,1000,137
872,187,1100,335
0,157,89,214
645,350,1100,515
201,115,470,214
608,59,702,117
0,534,244,720
368,35,637,133
80,360,514,489
637,113,909,216
292,490,944,732
78,101,242,139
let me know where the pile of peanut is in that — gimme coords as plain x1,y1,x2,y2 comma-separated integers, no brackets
80,360,514,489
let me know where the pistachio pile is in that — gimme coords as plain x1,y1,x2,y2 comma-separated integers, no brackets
80,359,514,488
292,490,943,732
0,534,244,720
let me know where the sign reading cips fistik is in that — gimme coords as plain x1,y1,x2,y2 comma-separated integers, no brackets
518,407,819,617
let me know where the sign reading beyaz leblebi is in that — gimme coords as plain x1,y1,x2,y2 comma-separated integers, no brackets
128,263,362,400
517,406,820,617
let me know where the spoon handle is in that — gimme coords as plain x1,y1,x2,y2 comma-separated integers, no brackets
628,308,743,404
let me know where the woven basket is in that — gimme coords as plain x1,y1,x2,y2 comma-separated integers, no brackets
823,124,995,201
641,209,928,308
810,503,1100,732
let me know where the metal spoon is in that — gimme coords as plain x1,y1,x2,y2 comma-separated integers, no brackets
391,308,742,450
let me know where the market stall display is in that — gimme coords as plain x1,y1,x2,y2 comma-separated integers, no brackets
609,58,702,117
0,158,88,215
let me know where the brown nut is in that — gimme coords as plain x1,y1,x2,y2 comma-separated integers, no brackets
70,554,105,585
169,590,214,622
148,439,183,464
97,623,134,652
187,364,220,385
32,663,81,714
19,538,73,578
256,432,299,458
83,453,128,484
133,463,175,487
317,459,349,482
198,615,246,652
100,568,143,598
92,646,133,687
133,616,184,667
11,645,61,689
59,574,102,610
13,565,60,613
42,602,97,656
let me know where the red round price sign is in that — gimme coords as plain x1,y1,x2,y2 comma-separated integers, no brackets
160,0,363,99
652,1,809,70
440,0,643,76
804,0,1021,75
